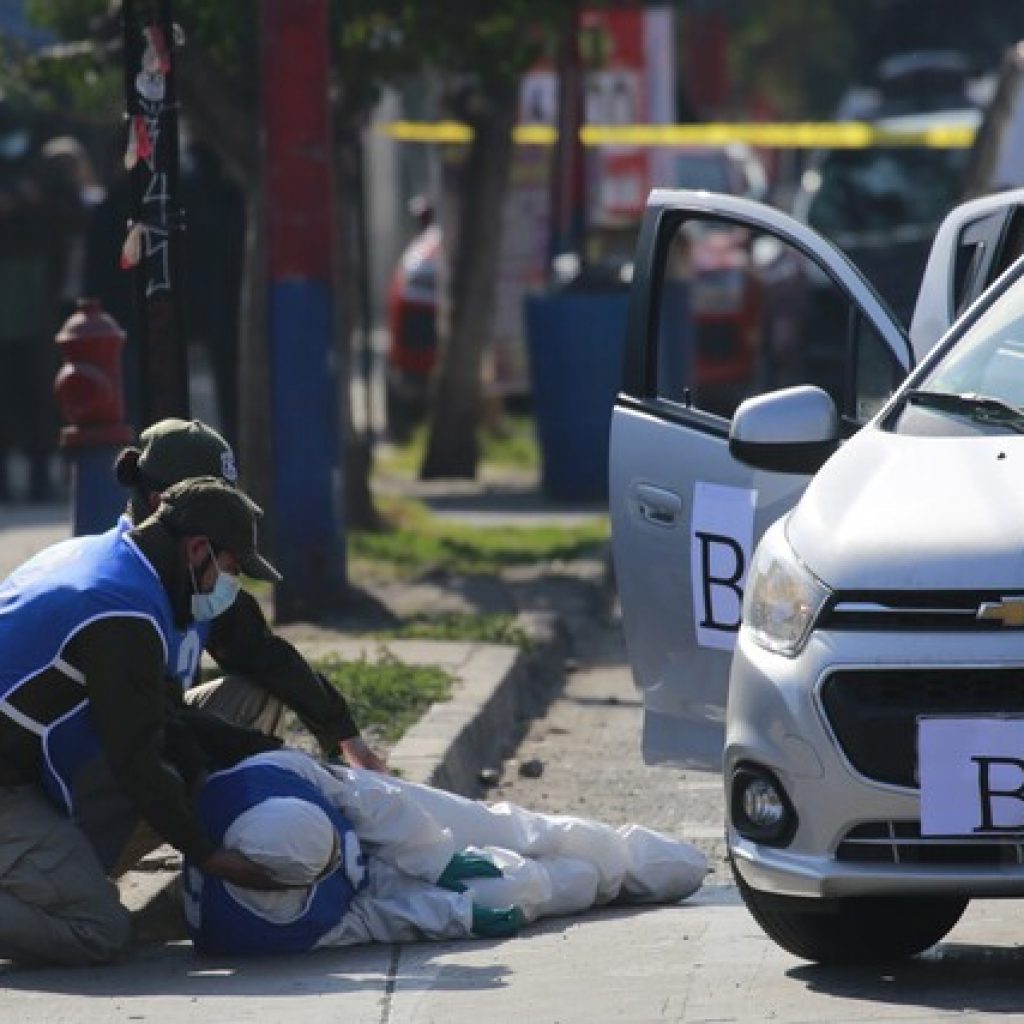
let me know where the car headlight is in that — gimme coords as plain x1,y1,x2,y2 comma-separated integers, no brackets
742,522,829,657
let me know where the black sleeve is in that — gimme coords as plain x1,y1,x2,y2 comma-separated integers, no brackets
205,590,359,753
69,617,217,863
174,705,282,773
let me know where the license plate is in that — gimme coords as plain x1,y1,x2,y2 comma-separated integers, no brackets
919,716,1024,836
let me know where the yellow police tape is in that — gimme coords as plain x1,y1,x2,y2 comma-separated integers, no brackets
382,120,977,149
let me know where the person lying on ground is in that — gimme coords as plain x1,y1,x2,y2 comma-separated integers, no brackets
182,748,708,955
113,417,385,772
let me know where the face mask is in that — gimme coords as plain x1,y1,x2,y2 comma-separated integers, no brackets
190,544,241,621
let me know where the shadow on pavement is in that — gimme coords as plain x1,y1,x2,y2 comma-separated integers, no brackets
791,941,1024,1014
0,940,512,997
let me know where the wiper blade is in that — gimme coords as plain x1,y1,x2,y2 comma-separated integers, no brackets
904,389,1024,432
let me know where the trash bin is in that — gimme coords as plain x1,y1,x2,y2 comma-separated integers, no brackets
525,286,630,502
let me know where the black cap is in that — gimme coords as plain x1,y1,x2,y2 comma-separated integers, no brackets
136,418,238,488
156,477,281,583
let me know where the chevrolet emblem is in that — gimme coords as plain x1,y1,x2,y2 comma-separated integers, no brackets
977,598,1024,627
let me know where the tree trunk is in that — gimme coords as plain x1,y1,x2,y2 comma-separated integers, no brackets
332,121,380,531
419,76,518,480
175,42,275,528
237,180,274,522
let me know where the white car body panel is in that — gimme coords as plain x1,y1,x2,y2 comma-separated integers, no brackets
610,408,809,767
787,427,1024,590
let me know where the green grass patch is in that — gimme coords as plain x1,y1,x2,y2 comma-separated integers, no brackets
377,414,540,476
351,496,609,575
378,612,531,648
314,651,453,743
478,414,540,471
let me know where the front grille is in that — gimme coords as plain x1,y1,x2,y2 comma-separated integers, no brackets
820,590,1024,632
820,667,1024,787
837,820,1024,866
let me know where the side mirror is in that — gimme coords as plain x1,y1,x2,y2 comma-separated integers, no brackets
729,385,840,474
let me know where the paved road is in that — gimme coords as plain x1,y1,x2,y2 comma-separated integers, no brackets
7,891,1024,1023
0,501,69,578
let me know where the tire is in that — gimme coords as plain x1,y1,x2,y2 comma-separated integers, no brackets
731,857,968,964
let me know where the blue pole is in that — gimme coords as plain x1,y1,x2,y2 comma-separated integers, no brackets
70,447,127,536
267,279,345,615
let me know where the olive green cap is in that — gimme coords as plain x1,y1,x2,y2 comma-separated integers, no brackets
156,476,281,583
137,418,238,488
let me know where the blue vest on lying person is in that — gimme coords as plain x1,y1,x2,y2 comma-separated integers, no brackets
182,761,367,955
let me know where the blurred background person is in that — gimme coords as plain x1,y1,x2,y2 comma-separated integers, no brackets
39,135,106,323
0,95,87,503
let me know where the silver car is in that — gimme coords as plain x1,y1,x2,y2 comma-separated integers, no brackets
610,186,1024,963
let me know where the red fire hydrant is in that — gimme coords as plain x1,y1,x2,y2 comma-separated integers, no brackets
54,299,135,534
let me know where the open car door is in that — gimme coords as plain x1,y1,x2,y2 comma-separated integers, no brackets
610,187,1024,771
910,187,1024,359
609,189,912,770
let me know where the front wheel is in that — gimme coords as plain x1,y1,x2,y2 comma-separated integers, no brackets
731,858,968,964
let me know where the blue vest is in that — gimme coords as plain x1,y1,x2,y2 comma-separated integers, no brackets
182,762,367,956
114,515,209,689
169,620,209,689
0,523,175,817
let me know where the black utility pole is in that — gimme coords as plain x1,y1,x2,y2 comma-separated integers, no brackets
549,3,586,278
122,0,189,421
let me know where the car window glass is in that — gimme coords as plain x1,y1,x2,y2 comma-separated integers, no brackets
654,216,869,420
925,284,1024,407
854,316,903,421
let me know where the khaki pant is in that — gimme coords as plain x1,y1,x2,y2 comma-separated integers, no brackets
182,673,286,738
0,785,130,966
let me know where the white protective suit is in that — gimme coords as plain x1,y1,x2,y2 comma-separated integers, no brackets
214,749,707,947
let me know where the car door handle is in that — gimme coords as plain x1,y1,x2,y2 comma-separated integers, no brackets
633,483,683,527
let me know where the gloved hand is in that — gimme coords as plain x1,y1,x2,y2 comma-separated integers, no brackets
471,904,525,938
437,850,503,892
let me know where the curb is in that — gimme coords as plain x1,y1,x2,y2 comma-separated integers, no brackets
390,609,570,796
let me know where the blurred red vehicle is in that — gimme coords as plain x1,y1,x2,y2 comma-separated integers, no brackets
667,145,769,417
688,222,766,416
385,198,440,438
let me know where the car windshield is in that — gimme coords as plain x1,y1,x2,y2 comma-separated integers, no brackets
922,281,1024,408
806,146,971,236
